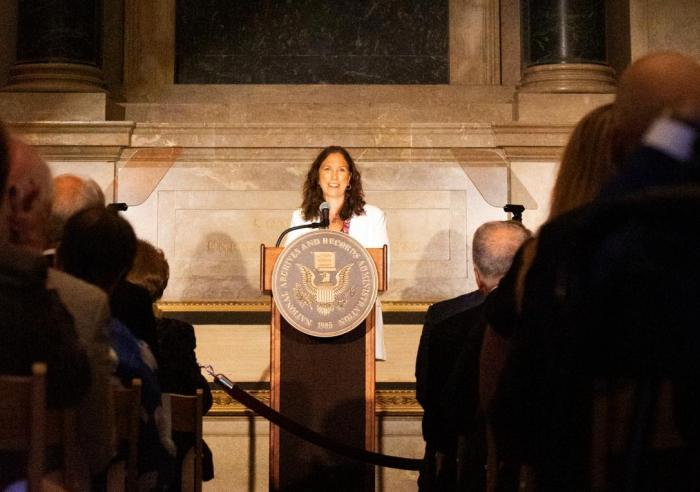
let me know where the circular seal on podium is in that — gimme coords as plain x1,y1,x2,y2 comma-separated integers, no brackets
272,230,378,337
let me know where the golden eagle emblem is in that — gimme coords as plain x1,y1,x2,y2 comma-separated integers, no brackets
294,263,355,315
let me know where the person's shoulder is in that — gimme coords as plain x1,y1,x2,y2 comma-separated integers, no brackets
425,290,485,325
0,241,48,287
361,204,384,217
352,204,385,227
290,208,312,227
114,280,151,299
157,316,195,337
47,268,108,303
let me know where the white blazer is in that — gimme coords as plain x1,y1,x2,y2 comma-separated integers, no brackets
284,204,389,360
285,204,389,248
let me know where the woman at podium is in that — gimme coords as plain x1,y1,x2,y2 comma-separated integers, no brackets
285,145,389,359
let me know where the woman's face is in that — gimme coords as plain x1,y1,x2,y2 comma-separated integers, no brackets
318,152,351,200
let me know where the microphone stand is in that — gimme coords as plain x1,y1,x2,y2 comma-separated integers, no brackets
275,222,324,247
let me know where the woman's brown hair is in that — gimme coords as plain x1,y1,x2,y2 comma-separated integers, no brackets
300,146,366,221
549,103,617,219
127,239,170,302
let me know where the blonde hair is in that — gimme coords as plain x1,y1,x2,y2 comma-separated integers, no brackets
549,103,616,219
127,239,170,301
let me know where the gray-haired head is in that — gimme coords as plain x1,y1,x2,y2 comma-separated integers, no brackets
472,220,532,292
48,174,106,247
2,138,54,251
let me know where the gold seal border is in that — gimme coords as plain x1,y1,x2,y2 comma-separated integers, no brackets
270,230,379,337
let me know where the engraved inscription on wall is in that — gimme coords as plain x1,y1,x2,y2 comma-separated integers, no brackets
175,0,449,84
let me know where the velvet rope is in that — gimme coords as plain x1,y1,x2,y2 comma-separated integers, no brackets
212,372,423,471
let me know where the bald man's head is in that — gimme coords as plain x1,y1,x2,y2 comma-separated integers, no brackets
472,221,532,292
613,52,700,162
2,138,53,251
49,174,105,247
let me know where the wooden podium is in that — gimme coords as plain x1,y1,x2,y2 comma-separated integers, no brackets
261,244,388,491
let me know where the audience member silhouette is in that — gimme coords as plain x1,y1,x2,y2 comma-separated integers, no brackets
603,52,700,196
2,136,116,481
0,127,92,488
416,221,530,491
127,239,215,486
484,52,700,490
57,207,176,490
480,103,617,411
47,173,105,257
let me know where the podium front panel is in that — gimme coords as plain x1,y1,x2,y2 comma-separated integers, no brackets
277,317,371,489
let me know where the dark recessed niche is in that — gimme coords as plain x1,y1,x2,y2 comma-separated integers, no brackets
175,0,449,84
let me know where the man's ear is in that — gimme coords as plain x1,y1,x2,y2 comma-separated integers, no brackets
474,267,484,291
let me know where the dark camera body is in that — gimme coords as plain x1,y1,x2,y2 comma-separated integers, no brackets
503,204,525,222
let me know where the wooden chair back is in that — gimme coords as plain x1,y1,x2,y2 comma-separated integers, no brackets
591,378,686,491
169,390,204,492
108,379,142,492
487,378,689,492
0,363,46,492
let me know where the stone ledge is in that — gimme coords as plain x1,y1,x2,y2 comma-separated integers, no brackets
2,120,576,149
7,121,133,146
130,122,496,148
0,92,109,121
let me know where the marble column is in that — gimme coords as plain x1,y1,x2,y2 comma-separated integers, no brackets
3,0,106,92
518,0,615,93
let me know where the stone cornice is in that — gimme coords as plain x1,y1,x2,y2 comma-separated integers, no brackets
130,122,496,148
493,123,572,147
503,146,565,161
7,121,134,147
34,145,126,161
3,121,572,153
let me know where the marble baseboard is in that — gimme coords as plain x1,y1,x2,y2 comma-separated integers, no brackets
209,388,420,416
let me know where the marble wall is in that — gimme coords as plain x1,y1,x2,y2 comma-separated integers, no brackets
5,118,577,306
111,129,570,303
175,0,448,84
629,0,700,61
16,0,101,65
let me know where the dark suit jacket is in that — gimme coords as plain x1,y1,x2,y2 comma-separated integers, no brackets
492,186,700,490
416,290,485,452
0,242,91,488
601,117,700,199
0,242,91,407
156,317,214,481
110,280,159,358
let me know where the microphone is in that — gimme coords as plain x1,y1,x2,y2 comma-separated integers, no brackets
274,202,332,247
319,202,330,229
